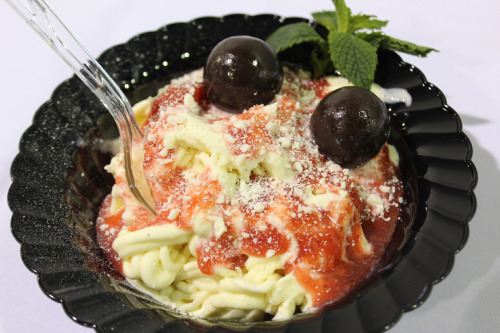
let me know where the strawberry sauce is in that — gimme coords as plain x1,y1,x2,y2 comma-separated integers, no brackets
96,69,403,309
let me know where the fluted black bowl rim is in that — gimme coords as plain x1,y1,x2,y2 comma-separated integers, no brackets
9,14,477,333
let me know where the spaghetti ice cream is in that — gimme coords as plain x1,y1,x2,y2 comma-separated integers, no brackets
96,67,409,321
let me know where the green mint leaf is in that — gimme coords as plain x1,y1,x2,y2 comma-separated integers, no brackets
377,35,438,57
329,31,378,89
355,32,385,48
266,22,326,53
312,11,339,31
266,23,331,78
266,0,436,88
350,14,388,33
332,0,351,32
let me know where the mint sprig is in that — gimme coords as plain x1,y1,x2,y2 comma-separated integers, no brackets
329,31,377,89
266,0,437,89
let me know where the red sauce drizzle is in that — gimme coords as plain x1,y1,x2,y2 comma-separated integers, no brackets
96,72,403,309
96,196,126,274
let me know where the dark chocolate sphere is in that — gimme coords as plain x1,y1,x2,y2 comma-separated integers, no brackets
203,36,283,113
310,86,390,168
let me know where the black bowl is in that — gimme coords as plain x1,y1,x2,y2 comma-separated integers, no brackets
9,14,477,333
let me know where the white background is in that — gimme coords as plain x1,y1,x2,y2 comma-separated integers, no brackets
0,0,499,332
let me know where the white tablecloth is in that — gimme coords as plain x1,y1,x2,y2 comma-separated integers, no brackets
1,1,498,332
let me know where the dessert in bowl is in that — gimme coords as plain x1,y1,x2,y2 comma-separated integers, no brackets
96,63,408,321
9,13,476,333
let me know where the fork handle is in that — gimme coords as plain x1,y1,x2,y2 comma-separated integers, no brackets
5,0,156,215
5,0,142,137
